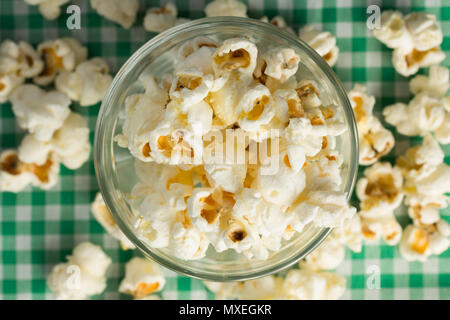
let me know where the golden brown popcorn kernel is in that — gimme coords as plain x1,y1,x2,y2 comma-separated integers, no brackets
214,49,251,71
176,74,203,90
287,98,304,118
134,282,160,299
142,142,152,158
1,153,23,175
410,228,429,254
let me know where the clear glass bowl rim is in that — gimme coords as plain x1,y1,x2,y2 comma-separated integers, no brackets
94,16,359,282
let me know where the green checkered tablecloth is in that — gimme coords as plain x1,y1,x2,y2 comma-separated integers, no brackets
0,0,449,300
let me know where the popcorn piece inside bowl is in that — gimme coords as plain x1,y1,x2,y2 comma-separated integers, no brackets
111,35,356,262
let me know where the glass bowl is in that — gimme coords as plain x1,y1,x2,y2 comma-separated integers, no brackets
94,17,358,282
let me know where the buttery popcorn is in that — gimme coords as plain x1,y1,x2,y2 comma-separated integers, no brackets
143,3,178,33
119,257,165,299
10,84,71,142
117,37,353,261
299,235,345,271
299,25,339,67
91,192,135,250
18,112,90,170
34,38,88,86
204,0,247,18
282,269,346,300
90,0,139,29
0,147,60,192
47,242,111,300
0,40,44,102
399,221,450,262
373,11,445,77
356,162,404,214
384,65,449,143
347,85,394,165
24,0,69,20
55,58,112,106
396,135,450,211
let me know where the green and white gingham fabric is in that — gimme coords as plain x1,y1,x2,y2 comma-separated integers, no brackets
0,0,449,300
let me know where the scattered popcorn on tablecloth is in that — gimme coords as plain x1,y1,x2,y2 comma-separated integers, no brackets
119,257,165,299
47,242,111,299
90,0,139,29
373,11,445,77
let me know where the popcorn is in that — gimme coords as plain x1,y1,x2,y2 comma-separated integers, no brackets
90,0,139,29
256,152,306,206
405,12,443,52
409,65,449,98
292,191,356,228
169,67,214,110
10,84,71,142
148,121,202,165
55,58,112,106
399,221,450,262
392,46,445,77
119,257,165,299
50,112,91,169
395,135,448,197
175,39,217,75
359,209,402,245
115,91,166,162
236,84,274,132
282,269,346,300
0,150,34,192
143,3,178,33
299,236,345,271
91,192,135,250
386,66,450,143
47,242,111,300
348,84,394,166
298,25,339,67
204,0,247,18
348,84,375,134
207,73,250,126
303,148,343,193
295,80,322,109
284,118,326,157
117,36,352,261
434,112,450,144
24,0,70,20
34,38,88,86
168,222,210,260
133,163,193,249
0,40,44,78
68,242,111,277
356,162,404,245
0,40,44,102
0,149,60,192
373,11,412,50
258,48,300,82
18,133,52,166
359,117,395,165
333,214,363,253
373,10,445,77
204,163,247,193
260,16,295,35
407,196,444,227
213,38,258,77
356,162,404,214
